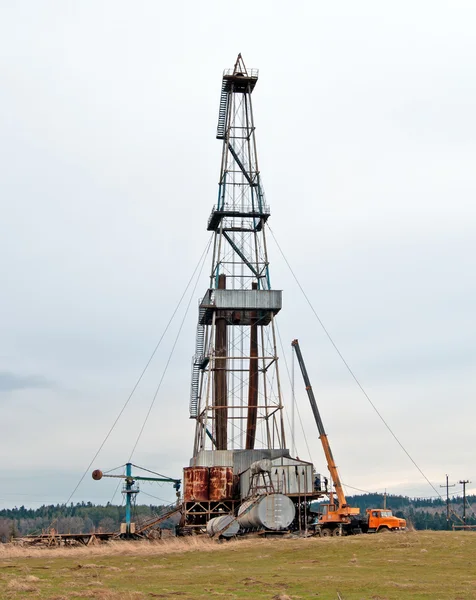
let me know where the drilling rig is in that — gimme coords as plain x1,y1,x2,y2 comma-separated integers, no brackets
182,55,325,534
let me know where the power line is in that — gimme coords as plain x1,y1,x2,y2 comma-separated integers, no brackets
341,482,464,499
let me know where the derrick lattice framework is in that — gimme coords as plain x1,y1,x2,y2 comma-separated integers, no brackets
190,55,286,455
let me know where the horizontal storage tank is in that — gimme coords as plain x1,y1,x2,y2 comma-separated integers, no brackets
206,515,239,538
183,467,209,502
209,466,234,501
237,493,295,531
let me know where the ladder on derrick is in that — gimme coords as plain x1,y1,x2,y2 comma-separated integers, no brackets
189,308,206,418
216,80,228,139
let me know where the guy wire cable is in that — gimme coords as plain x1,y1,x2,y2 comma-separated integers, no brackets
62,234,213,508
267,224,444,499
275,321,313,464
128,234,212,461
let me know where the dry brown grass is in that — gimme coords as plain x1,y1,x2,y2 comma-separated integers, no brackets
52,593,145,599
0,536,223,560
6,576,40,593
1,531,475,599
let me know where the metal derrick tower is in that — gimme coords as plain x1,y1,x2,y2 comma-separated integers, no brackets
190,54,285,456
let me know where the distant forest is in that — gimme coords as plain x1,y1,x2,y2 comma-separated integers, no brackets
0,502,174,542
1,493,475,541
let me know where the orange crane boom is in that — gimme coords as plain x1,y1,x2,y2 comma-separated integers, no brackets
292,340,406,536
291,340,359,518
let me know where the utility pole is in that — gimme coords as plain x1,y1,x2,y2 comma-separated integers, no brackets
440,475,455,530
459,480,470,526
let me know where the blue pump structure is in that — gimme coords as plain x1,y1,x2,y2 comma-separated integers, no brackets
92,463,181,536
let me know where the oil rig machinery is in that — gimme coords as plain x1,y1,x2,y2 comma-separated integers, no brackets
181,55,326,536
91,55,324,539
92,56,404,539
181,56,405,537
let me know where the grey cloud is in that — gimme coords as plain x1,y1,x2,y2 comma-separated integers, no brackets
0,372,52,392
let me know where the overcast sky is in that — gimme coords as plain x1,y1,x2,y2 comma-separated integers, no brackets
1,1,475,509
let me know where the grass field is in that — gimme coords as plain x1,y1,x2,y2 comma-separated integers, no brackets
0,531,475,599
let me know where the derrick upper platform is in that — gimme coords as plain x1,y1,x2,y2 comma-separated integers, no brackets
222,68,258,93
216,55,258,139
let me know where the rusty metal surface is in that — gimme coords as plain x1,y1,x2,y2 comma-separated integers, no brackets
209,466,234,501
214,273,228,450
246,282,259,449
183,467,194,502
183,467,209,502
92,470,103,481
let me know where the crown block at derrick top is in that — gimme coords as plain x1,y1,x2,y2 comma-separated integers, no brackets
199,289,282,326
222,68,259,93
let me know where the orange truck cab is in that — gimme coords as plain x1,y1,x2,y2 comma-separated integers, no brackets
365,508,406,532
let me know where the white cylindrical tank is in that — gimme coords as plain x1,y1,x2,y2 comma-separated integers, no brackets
206,515,239,538
237,494,295,531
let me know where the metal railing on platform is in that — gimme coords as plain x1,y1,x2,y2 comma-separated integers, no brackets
223,68,258,78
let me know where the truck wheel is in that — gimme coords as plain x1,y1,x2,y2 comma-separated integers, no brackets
332,528,343,537
321,528,332,537
378,526,390,533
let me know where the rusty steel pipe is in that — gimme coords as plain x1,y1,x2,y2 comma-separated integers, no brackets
246,281,259,449
214,273,228,449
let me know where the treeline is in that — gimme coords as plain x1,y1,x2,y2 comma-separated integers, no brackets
345,493,476,530
1,494,475,541
0,502,171,542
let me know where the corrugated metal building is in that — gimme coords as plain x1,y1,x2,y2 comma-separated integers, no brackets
239,456,314,499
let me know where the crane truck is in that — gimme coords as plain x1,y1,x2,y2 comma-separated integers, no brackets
291,339,406,536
